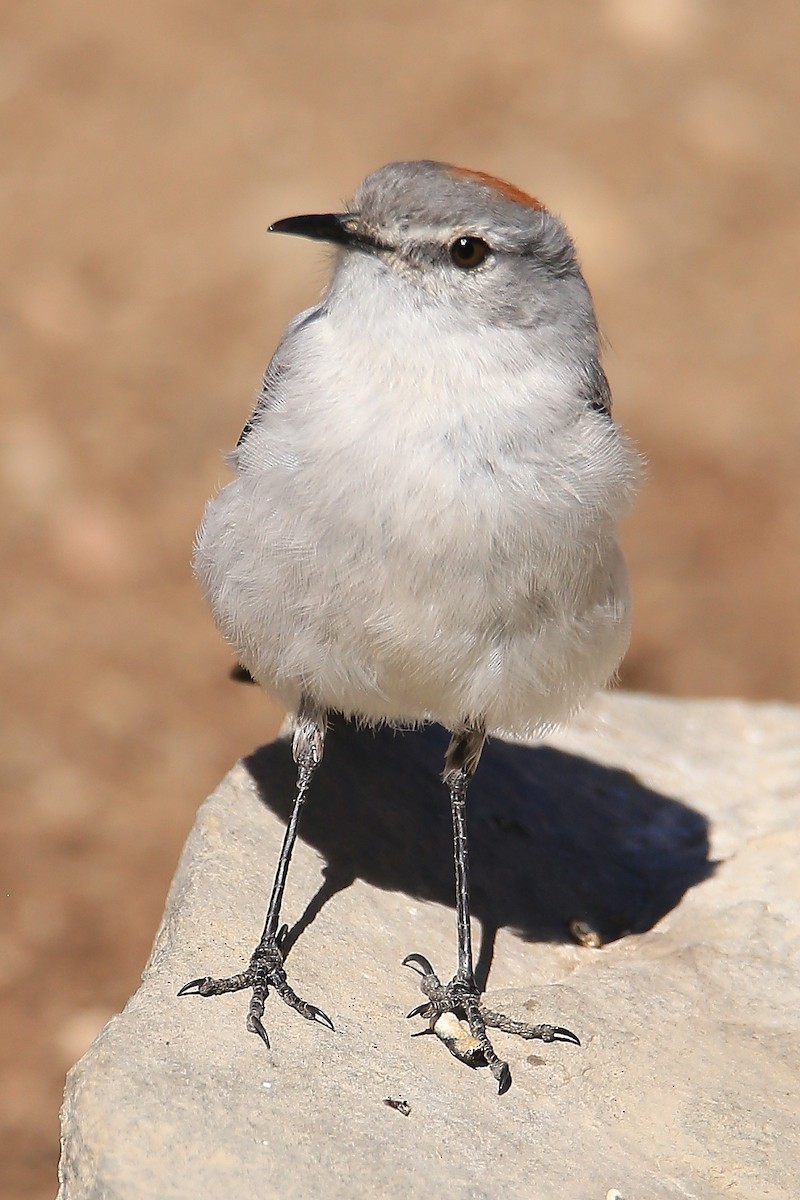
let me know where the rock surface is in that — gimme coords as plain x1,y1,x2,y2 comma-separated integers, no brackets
57,693,800,1200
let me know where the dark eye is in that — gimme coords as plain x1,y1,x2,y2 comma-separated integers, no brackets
449,236,490,269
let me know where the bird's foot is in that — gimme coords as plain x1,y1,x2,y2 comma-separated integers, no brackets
403,953,579,1095
178,924,334,1049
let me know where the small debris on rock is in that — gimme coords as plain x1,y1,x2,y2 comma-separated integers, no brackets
383,1096,411,1116
569,918,603,948
432,1011,485,1066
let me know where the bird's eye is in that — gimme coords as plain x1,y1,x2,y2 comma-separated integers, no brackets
449,236,490,269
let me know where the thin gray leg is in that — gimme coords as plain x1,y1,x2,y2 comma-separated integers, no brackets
259,701,327,942
404,722,579,1095
178,698,334,1048
444,725,486,987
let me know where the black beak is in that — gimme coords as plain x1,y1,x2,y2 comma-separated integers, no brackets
268,212,357,247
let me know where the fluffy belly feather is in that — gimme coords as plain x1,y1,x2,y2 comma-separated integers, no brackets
194,463,632,735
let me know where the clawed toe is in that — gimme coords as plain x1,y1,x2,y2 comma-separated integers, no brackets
481,1008,581,1046
177,976,209,997
307,1005,335,1032
402,952,437,978
177,967,251,999
492,1061,512,1096
246,1011,271,1048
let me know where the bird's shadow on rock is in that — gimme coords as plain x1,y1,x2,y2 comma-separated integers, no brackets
243,721,713,984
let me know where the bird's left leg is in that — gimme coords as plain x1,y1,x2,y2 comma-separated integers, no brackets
404,724,579,1094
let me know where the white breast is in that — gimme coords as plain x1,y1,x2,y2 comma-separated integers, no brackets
195,278,639,735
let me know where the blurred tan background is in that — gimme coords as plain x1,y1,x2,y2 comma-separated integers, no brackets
2,0,798,1195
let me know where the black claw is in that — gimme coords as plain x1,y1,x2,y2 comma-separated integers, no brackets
310,1006,335,1032
277,924,290,948
177,977,208,997
495,1062,512,1096
247,1014,271,1048
410,1027,436,1038
402,953,436,977
554,1026,581,1046
405,1002,431,1020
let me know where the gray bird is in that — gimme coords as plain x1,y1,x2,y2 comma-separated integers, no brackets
180,161,640,1093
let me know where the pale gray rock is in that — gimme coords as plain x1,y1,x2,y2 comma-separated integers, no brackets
58,693,800,1200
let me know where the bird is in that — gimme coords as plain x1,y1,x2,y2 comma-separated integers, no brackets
179,160,640,1094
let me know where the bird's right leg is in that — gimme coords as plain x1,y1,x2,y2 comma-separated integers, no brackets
178,698,334,1048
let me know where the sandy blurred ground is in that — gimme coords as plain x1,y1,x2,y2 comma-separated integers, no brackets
1,0,798,1194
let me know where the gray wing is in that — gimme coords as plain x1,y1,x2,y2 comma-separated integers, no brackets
582,356,612,417
235,304,323,449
